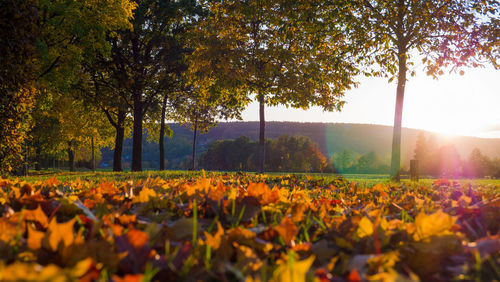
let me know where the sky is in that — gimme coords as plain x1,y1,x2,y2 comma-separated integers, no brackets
238,66,500,138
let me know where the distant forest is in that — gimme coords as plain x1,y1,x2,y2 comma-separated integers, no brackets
97,122,500,173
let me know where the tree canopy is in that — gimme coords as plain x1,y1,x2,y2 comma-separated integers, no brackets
189,0,360,172
346,0,500,181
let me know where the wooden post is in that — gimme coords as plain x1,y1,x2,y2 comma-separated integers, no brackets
410,159,419,181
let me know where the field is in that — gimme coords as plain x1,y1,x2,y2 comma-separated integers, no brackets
1,171,500,281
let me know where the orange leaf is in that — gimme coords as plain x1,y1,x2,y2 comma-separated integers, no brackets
44,177,59,187
204,221,224,250
347,269,362,282
274,217,298,245
27,226,44,250
23,205,49,228
247,183,278,205
291,204,308,223
44,218,76,251
0,217,18,243
112,274,144,282
126,228,149,250
247,182,268,198
117,214,137,225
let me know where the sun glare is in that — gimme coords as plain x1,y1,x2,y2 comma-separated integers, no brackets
403,67,500,138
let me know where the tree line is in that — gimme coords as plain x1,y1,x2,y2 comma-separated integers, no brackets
413,133,500,179
1,0,498,179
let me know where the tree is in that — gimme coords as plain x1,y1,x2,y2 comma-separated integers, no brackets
436,144,462,178
170,86,245,170
109,0,200,171
190,0,359,173
84,67,132,172
413,132,433,175
28,0,135,173
51,89,115,171
332,149,354,173
348,0,500,181
0,0,39,174
464,148,492,178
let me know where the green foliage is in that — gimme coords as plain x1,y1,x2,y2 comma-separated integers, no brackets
332,150,390,174
0,0,39,174
200,135,328,172
190,0,358,110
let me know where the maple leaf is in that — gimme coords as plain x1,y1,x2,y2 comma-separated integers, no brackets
0,217,18,244
356,217,374,239
412,210,456,241
23,205,49,229
247,182,279,205
204,221,224,250
27,225,44,250
272,252,315,282
274,216,298,245
133,187,157,203
291,203,308,223
43,218,76,251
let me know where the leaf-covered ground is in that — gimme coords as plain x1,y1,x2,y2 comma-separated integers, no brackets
0,173,499,281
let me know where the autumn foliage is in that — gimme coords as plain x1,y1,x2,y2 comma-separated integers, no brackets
0,174,500,281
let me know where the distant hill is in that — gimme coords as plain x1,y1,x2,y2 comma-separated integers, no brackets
100,122,500,169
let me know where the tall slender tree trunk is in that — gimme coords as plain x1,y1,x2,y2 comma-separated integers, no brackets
159,94,167,170
390,52,407,182
113,109,126,172
191,113,199,170
68,141,75,172
131,94,143,172
35,145,41,171
91,136,95,172
258,95,265,173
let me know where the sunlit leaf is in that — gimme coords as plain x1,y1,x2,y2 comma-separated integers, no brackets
274,216,298,245
272,252,315,282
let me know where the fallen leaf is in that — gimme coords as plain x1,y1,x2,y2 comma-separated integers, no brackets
274,217,298,245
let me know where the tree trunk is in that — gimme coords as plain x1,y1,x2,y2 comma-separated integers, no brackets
131,95,143,172
390,52,407,182
113,109,125,172
68,141,75,172
91,136,95,172
35,145,41,171
258,95,265,173
159,94,167,170
191,114,199,170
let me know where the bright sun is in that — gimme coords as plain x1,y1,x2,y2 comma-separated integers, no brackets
403,67,500,138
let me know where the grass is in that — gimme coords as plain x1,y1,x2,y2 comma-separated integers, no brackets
8,169,500,188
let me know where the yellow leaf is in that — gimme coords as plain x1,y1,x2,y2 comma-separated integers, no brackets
356,217,374,238
70,258,93,277
412,210,456,241
133,187,157,203
271,252,315,282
